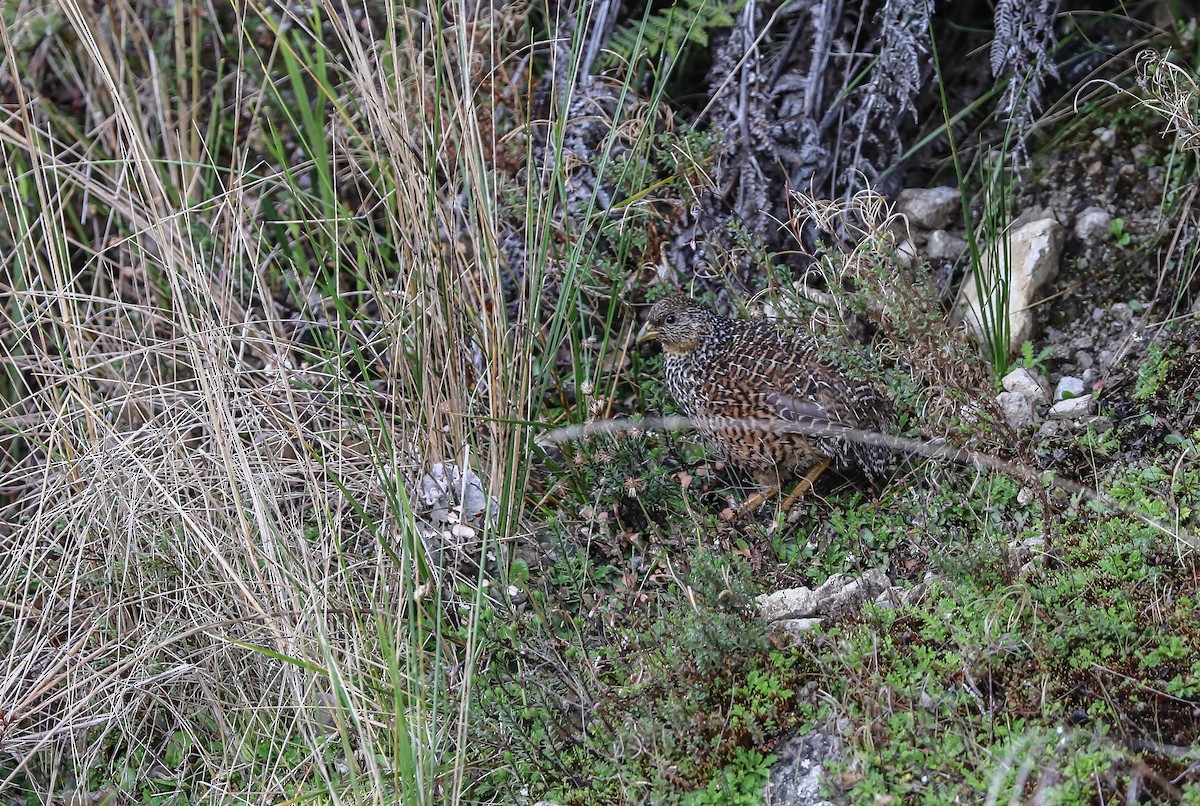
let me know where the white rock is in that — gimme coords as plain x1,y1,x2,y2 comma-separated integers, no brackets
955,216,1065,354
756,587,818,622
1049,395,1094,419
998,391,1035,429
1054,376,1086,401
1001,367,1050,404
1075,206,1112,244
926,229,968,261
897,186,962,230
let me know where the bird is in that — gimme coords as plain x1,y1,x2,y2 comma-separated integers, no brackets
636,295,896,516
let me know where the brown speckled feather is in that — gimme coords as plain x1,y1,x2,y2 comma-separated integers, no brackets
643,296,895,488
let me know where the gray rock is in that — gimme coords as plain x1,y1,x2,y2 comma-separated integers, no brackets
926,229,968,261
420,462,498,527
1092,307,1106,322
1093,126,1117,148
1110,302,1134,324
811,574,848,603
1050,395,1094,419
1074,351,1094,370
815,569,892,619
1054,376,1086,401
757,587,818,622
773,618,825,643
765,728,846,806
1001,367,1050,404
897,186,961,230
1038,419,1065,439
1074,206,1112,244
998,391,1035,429
1010,206,1057,229
955,216,1065,353
1070,333,1095,350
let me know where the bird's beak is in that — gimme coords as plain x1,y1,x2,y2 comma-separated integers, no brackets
635,321,660,345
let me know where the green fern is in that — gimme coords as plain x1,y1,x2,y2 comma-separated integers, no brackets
603,0,743,70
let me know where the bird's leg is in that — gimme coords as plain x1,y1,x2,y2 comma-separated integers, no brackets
780,457,831,517
728,484,781,520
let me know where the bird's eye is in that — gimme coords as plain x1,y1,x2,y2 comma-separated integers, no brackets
664,314,676,325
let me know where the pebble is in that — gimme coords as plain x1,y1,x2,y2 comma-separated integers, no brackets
1098,349,1116,369
1074,206,1112,244
926,229,968,261
1074,350,1094,370
1002,367,1051,404
1055,376,1086,401
1111,302,1133,324
1050,395,1094,419
1070,333,1094,350
1093,127,1117,148
998,391,1035,429
897,186,962,230
1039,420,1065,439
1092,307,1106,322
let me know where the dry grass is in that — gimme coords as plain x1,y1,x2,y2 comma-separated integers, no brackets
0,0,550,800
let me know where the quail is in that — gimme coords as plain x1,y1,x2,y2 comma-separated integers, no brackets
637,295,895,515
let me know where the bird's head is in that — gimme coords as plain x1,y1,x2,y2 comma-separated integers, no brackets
636,296,716,355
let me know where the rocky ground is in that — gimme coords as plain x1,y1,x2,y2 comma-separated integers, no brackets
747,123,1200,803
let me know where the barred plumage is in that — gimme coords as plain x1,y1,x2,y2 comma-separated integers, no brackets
638,296,895,504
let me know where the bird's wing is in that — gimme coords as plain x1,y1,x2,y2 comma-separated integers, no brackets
765,391,857,439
